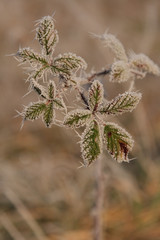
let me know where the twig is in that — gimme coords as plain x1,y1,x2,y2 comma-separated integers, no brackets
78,68,111,108
88,69,111,82
4,188,49,240
0,213,26,240
79,91,89,109
93,155,104,240
75,86,89,109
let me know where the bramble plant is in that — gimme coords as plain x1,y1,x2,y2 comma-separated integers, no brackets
15,15,160,240
15,15,160,167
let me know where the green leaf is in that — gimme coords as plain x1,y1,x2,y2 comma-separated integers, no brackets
31,80,47,98
36,16,59,56
88,80,104,112
103,122,134,162
43,102,54,127
100,92,141,115
53,53,87,77
53,97,66,110
24,102,46,121
64,109,91,128
81,120,102,166
16,48,48,66
48,81,56,99
32,65,49,80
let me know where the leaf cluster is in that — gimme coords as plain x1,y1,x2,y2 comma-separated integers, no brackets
16,16,87,81
64,80,141,166
15,15,160,167
23,80,65,127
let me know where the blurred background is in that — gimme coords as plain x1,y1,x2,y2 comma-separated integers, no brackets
0,0,160,239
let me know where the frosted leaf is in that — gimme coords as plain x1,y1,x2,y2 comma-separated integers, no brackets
53,97,66,110
103,122,134,162
32,66,49,80
43,101,54,127
97,32,127,61
129,53,160,76
22,79,65,126
88,80,104,112
16,47,48,66
64,109,91,128
24,102,46,121
48,80,56,99
31,79,47,98
109,61,131,83
46,81,66,109
81,120,102,166
36,16,59,56
100,92,141,115
53,53,87,77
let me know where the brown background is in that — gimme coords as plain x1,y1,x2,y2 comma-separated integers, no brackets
0,0,160,239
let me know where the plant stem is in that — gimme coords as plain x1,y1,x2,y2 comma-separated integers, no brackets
78,68,111,108
88,68,111,82
79,91,89,109
93,156,104,240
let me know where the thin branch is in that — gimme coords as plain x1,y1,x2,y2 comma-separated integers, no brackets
4,188,49,240
79,91,89,109
88,68,111,82
93,155,104,240
76,68,111,108
0,213,26,240
75,86,89,109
